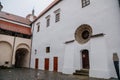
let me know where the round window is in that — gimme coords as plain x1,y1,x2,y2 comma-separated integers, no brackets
75,24,92,44
82,30,90,39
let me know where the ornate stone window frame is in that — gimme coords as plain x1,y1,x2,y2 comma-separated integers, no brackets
75,24,92,44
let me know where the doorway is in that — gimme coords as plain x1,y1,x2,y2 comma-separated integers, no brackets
81,50,89,69
44,58,49,70
35,58,39,69
15,48,28,68
53,57,58,72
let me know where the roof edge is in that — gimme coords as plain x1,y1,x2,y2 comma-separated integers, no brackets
31,0,62,24
0,17,30,26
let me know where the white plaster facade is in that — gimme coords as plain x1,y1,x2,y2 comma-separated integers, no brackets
31,0,120,79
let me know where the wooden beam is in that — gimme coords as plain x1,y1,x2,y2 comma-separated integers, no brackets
65,40,75,44
91,33,105,38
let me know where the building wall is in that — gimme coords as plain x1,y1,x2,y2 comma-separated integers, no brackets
31,0,120,79
0,34,31,67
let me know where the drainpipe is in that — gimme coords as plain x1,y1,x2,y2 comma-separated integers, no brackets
29,23,35,68
11,36,16,67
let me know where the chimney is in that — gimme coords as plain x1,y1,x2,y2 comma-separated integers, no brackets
0,2,3,11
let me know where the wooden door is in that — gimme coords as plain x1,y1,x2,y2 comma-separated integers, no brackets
35,58,39,69
53,57,58,72
44,58,49,70
82,50,89,69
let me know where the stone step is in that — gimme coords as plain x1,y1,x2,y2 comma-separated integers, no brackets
73,69,89,76
73,72,89,76
76,69,89,73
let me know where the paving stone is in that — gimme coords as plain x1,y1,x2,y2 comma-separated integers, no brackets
0,68,115,80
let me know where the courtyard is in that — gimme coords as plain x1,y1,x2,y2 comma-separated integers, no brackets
0,68,116,80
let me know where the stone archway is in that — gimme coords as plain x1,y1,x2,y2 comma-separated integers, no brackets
15,48,29,68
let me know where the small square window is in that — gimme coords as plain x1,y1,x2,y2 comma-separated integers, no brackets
81,0,90,8
46,47,50,53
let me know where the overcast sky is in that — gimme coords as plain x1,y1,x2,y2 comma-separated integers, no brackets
0,0,54,17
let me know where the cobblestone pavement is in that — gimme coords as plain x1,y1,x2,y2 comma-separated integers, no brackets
0,68,117,80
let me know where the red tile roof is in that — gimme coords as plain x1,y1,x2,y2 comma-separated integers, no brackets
32,0,62,24
0,20,31,35
0,11,31,25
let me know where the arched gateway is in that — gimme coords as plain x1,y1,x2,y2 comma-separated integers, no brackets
15,48,29,68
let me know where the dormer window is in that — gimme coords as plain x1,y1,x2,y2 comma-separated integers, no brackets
46,15,50,27
54,9,60,22
81,0,90,8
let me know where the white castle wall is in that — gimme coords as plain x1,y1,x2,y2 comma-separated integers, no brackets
31,0,120,79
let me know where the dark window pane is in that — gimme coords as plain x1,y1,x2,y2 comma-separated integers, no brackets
82,0,90,8
46,47,50,53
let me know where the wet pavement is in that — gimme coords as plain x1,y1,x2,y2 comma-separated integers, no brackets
0,68,117,80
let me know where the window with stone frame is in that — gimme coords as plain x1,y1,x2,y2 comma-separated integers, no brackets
37,22,40,32
46,46,50,53
54,9,60,22
46,15,50,27
81,0,90,8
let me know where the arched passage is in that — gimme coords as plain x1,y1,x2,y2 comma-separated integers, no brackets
15,48,29,68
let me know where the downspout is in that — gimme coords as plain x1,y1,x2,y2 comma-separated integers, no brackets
11,35,16,67
29,23,35,68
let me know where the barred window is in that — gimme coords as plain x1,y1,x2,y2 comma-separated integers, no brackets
81,0,90,8
54,9,60,22
55,13,60,22
46,15,50,27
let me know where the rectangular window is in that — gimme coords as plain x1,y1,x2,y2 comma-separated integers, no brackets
37,25,40,32
36,22,40,32
54,9,60,23
55,13,60,22
46,47,50,53
47,18,50,27
46,15,50,27
81,0,90,8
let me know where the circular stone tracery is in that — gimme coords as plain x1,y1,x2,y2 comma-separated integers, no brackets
75,24,92,44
